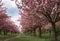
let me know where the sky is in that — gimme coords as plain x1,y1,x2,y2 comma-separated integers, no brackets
2,0,21,27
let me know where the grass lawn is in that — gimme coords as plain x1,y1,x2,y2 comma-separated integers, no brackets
0,33,60,41
8,34,48,41
0,33,18,41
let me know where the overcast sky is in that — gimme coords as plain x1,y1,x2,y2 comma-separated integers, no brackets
2,0,20,27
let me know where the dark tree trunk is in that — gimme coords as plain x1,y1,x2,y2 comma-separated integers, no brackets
33,28,36,36
10,31,13,34
39,27,42,37
51,22,57,41
4,30,7,35
0,30,1,34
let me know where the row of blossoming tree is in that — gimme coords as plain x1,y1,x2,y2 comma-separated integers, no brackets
0,0,20,35
12,0,60,41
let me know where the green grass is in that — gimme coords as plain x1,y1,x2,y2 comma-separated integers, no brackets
0,33,18,41
0,33,60,41
8,34,51,41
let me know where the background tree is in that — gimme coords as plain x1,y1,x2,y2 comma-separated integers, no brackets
0,0,9,35
0,0,20,35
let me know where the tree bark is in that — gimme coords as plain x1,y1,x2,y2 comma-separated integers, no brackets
0,30,1,34
39,27,42,37
51,22,57,41
4,30,7,35
33,28,36,36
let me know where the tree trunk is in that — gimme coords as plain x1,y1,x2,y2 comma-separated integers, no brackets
4,30,7,35
33,28,36,36
39,27,42,37
0,30,1,34
51,22,57,41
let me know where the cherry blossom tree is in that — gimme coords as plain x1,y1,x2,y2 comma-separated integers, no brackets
21,0,60,41
0,0,9,35
0,0,20,35
12,0,49,37
12,0,60,41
